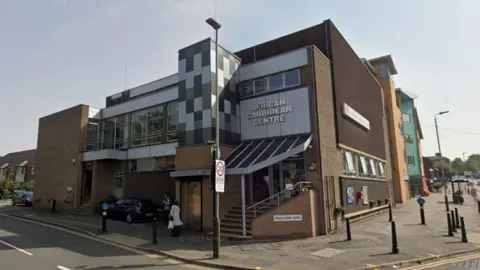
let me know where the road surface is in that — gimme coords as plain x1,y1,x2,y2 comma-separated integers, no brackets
0,215,211,270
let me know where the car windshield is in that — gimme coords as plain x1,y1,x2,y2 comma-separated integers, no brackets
24,192,33,197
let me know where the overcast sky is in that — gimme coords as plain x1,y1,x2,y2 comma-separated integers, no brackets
0,0,478,160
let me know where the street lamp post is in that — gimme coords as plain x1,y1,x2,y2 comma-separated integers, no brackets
206,17,221,259
434,111,449,181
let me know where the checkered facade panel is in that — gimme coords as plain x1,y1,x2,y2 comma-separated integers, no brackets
177,38,241,146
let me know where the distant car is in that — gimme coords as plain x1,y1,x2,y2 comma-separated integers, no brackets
12,191,33,207
106,198,157,223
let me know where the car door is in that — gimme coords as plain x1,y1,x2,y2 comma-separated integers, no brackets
108,200,123,219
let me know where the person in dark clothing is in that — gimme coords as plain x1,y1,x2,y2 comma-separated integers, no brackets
162,193,171,226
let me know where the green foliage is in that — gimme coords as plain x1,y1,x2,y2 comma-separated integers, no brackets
451,158,466,174
432,181,446,191
0,179,34,199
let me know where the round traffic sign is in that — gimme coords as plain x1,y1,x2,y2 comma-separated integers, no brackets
216,161,225,177
102,203,109,210
417,197,425,205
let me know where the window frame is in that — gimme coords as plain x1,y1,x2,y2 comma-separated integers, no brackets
402,113,411,123
407,156,416,165
343,151,355,175
166,102,179,142
284,69,301,88
240,69,301,98
378,162,385,177
369,159,377,176
359,156,368,176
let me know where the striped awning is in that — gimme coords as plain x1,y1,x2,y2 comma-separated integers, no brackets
225,134,312,175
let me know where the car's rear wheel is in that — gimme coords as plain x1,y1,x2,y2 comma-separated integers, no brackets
126,213,133,223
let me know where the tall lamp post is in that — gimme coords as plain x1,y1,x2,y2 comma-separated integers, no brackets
434,111,449,180
206,17,221,259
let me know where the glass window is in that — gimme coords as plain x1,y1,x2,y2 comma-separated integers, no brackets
378,163,385,177
359,156,368,176
131,110,147,146
269,74,283,91
369,159,377,176
129,160,137,172
254,78,268,94
402,113,410,122
285,69,300,87
146,105,164,144
343,151,355,174
405,134,413,143
102,119,116,149
407,156,416,165
114,116,127,149
167,102,178,141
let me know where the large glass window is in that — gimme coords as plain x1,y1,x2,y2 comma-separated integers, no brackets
343,151,355,174
167,102,178,141
146,105,165,144
114,116,127,149
368,159,377,176
269,74,283,91
102,119,116,149
131,110,147,146
285,69,300,87
359,156,368,176
254,78,268,94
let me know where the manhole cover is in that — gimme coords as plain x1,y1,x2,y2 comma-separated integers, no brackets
310,248,345,258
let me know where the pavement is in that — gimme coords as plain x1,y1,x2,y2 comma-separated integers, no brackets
0,190,480,270
0,209,213,270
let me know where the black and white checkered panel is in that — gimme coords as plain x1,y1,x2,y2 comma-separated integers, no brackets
177,38,241,147
214,46,241,145
177,39,214,146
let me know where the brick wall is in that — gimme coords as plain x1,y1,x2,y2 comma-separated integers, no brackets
34,104,89,212
340,177,390,214
251,190,315,238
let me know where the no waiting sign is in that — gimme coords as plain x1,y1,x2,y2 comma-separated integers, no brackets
215,160,225,193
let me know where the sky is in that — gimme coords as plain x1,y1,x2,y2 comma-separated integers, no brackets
0,0,478,160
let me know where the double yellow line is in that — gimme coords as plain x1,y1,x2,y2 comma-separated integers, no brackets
400,252,480,270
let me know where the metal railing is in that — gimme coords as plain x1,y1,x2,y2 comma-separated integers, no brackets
246,181,312,217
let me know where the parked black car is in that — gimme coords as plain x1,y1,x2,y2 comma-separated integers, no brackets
12,191,33,207
106,198,157,223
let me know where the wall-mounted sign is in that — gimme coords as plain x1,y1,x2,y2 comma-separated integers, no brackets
361,186,369,205
346,186,354,204
342,103,370,130
248,100,293,126
273,215,303,222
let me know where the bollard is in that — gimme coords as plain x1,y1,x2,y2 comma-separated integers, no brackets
377,200,382,207
477,200,480,214
454,208,460,229
102,211,107,232
445,195,450,212
369,201,375,209
346,218,352,241
385,198,389,205
451,210,457,233
51,199,56,213
447,212,454,236
388,204,393,222
419,204,426,225
460,217,468,243
391,221,399,254
152,217,157,244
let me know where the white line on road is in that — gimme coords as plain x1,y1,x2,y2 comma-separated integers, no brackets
57,266,71,270
0,239,33,256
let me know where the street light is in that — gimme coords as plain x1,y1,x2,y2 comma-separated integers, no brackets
434,111,449,180
206,16,221,259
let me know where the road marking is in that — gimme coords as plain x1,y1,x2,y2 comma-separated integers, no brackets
57,266,71,270
0,239,33,256
365,264,377,269
0,214,208,269
401,253,480,270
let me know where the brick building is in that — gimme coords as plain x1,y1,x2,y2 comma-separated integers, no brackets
0,149,36,183
34,19,394,239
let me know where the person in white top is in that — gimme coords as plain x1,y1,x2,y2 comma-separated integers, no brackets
169,200,183,237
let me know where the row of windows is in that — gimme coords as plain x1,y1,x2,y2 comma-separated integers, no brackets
407,156,416,165
343,151,385,179
92,102,178,150
240,69,301,97
0,166,34,179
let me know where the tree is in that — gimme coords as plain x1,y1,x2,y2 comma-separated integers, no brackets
451,158,466,174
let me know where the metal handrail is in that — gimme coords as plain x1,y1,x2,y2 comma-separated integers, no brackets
246,181,312,217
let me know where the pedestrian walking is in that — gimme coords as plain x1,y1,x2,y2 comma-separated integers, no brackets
168,200,183,237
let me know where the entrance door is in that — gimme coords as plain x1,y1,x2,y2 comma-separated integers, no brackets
113,173,124,199
186,181,202,230
81,170,93,205
253,167,270,202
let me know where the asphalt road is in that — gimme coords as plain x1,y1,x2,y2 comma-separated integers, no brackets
400,253,480,270
0,215,211,270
